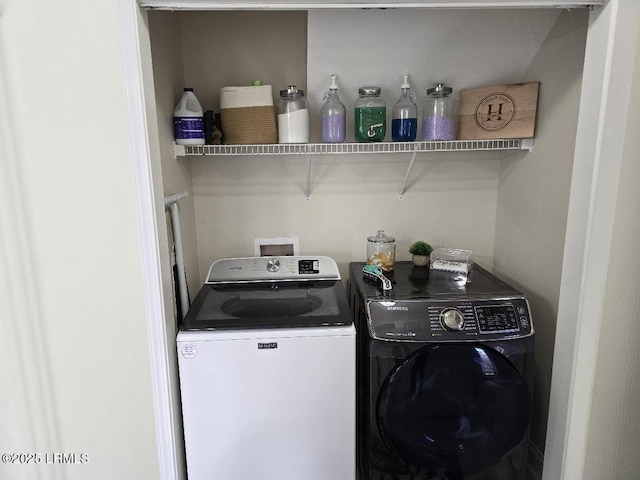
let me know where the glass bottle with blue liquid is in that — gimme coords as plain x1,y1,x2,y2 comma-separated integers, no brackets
391,74,418,142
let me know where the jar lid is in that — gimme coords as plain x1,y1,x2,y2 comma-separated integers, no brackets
280,85,305,96
368,229,395,243
427,83,453,95
358,86,382,96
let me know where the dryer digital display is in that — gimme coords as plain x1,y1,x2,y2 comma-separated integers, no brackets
475,304,520,333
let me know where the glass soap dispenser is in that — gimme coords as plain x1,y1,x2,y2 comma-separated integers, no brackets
392,74,418,142
321,74,346,143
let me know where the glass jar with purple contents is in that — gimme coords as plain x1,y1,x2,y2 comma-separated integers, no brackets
422,83,455,141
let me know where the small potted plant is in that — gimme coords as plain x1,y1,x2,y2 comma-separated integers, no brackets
409,240,433,267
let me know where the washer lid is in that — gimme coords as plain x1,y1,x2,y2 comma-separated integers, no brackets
179,279,351,331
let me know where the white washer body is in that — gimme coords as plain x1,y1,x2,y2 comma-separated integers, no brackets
177,325,356,479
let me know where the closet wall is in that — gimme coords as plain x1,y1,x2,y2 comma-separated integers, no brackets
493,9,589,456
147,6,590,464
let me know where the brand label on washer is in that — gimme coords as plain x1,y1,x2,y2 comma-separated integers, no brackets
258,342,278,349
180,343,197,359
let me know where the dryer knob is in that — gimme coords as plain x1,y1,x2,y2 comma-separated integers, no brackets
441,308,465,331
267,258,281,272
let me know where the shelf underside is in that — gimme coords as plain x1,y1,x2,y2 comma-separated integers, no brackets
141,1,603,11
176,138,532,156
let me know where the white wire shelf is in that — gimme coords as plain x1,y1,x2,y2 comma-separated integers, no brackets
174,138,532,157
174,138,532,200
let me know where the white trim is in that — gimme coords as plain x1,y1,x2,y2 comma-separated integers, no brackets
138,1,602,10
543,0,639,478
116,1,180,479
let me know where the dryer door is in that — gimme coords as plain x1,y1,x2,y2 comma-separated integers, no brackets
376,343,531,477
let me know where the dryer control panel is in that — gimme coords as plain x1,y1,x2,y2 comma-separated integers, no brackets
365,297,533,342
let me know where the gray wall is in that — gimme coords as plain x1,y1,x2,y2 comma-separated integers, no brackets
148,7,590,472
492,9,589,455
149,9,570,283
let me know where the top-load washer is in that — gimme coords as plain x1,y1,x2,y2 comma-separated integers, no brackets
177,256,356,480
349,262,534,480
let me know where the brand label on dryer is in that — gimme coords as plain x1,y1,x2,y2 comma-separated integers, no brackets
258,342,278,349
385,331,416,337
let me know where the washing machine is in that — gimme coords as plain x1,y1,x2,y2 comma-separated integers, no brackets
349,262,534,480
177,256,356,480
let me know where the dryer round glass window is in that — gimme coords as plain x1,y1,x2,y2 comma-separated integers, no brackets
376,343,531,477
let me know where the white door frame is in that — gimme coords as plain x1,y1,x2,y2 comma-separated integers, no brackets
116,1,184,479
114,1,638,479
542,0,639,478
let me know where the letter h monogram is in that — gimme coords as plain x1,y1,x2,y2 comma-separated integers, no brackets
486,102,504,121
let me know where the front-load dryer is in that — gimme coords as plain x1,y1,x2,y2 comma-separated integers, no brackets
177,256,356,480
349,262,534,480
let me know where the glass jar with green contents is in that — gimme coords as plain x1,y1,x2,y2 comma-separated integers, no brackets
355,86,386,142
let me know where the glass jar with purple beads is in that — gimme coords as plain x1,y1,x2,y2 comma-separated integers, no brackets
422,83,456,141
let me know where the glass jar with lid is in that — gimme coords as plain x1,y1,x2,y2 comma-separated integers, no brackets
367,230,396,272
422,83,456,141
277,85,309,144
355,86,386,142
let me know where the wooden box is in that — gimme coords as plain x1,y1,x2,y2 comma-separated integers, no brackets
456,81,539,140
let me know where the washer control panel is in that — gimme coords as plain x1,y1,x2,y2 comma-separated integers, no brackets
366,297,533,342
266,258,281,272
206,256,339,283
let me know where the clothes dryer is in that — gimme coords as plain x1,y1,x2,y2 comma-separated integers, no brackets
349,262,534,480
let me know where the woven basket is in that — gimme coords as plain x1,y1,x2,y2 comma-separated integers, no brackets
220,85,277,145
